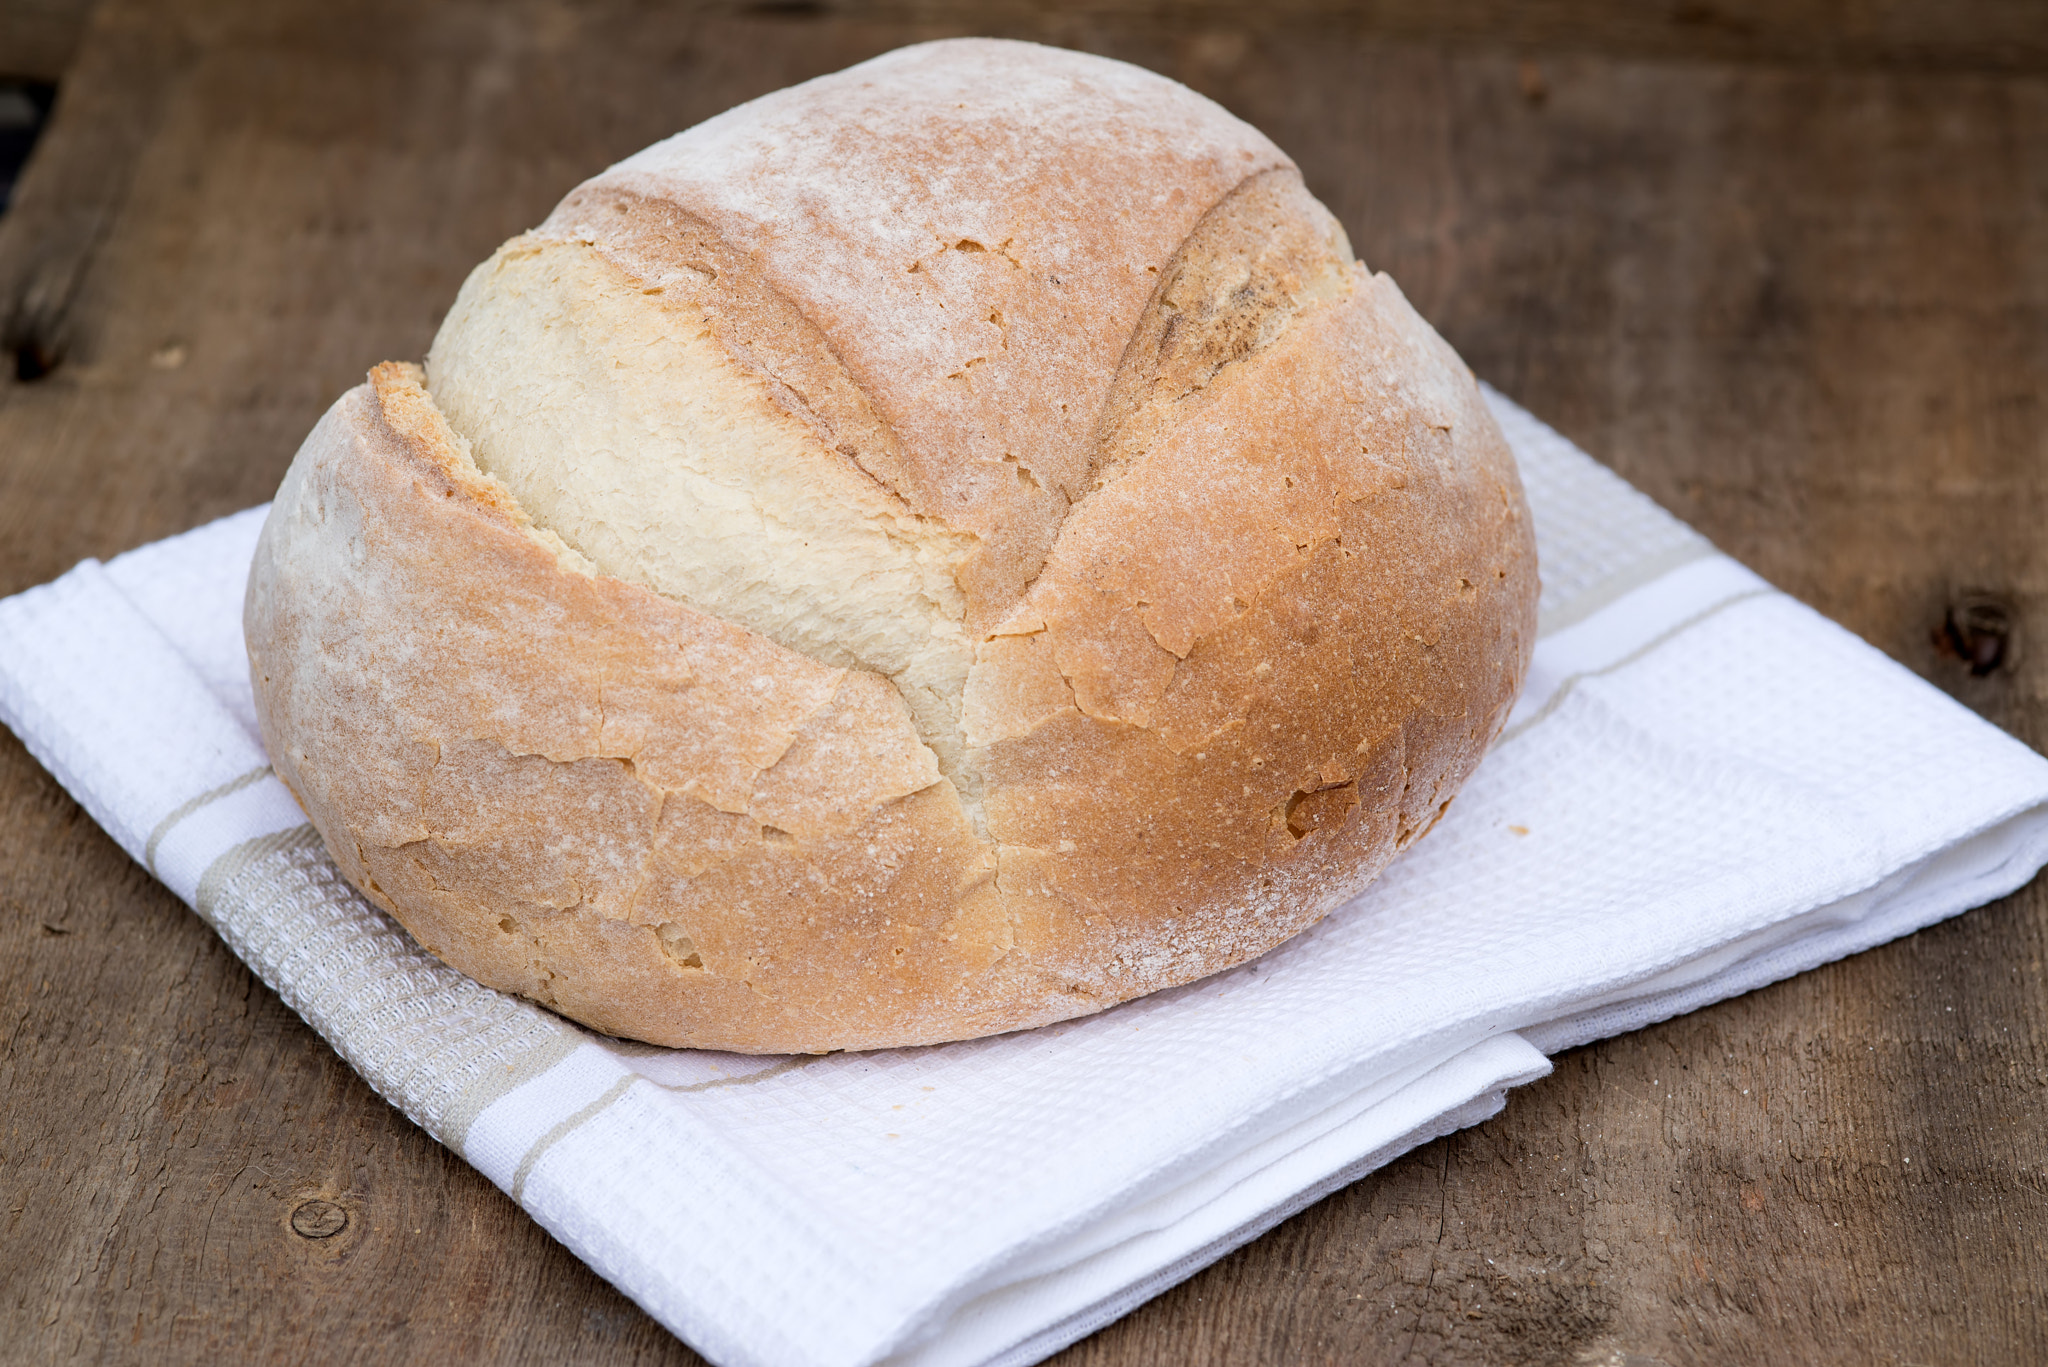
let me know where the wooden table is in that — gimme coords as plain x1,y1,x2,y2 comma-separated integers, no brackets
3,2,2043,1362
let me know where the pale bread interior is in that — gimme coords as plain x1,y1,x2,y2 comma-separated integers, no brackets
426,236,980,780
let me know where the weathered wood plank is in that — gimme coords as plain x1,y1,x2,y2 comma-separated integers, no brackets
864,0,2048,74
1,3,2043,1363
0,0,98,83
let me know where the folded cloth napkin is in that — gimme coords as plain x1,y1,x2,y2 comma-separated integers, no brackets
4,387,2046,1367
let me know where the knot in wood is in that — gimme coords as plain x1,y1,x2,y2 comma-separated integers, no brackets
6,318,61,381
5,270,72,382
1940,594,2016,677
290,1199,349,1239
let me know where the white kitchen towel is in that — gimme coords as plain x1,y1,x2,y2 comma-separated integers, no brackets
3,386,2046,1367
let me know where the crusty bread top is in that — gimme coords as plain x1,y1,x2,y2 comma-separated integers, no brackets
537,38,1303,635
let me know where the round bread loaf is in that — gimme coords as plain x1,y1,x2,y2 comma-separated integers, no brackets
244,38,1538,1053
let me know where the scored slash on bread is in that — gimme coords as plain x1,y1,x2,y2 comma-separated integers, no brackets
244,38,1537,1053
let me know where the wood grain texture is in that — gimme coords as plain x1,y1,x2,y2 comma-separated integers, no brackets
861,0,2048,74
2,2,2044,1363
0,0,98,83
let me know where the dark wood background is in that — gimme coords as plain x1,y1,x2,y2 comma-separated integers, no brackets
2,2,2044,1362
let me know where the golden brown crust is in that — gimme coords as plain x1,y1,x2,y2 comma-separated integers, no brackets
248,364,1081,1051
245,39,1539,1052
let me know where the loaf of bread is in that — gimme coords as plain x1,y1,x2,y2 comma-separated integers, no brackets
244,38,1537,1053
